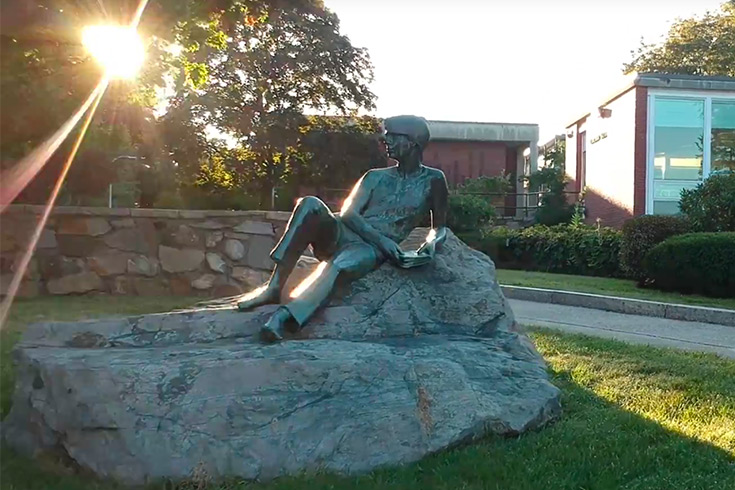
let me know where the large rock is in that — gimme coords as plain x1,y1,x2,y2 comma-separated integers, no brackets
2,232,560,485
159,246,205,273
232,220,274,236
46,271,103,295
88,254,130,276
57,217,111,237
223,239,246,261
245,234,275,270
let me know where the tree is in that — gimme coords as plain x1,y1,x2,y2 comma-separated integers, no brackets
523,140,574,226
168,0,376,208
1,1,375,209
623,1,735,76
0,0,175,204
293,115,386,190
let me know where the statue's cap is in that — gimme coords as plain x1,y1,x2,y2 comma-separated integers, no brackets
384,115,430,150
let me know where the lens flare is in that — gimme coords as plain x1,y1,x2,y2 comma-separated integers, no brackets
82,25,145,79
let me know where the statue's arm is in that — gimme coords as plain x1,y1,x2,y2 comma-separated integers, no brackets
418,172,449,256
340,171,402,262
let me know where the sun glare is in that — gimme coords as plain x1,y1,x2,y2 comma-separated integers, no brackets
82,25,145,79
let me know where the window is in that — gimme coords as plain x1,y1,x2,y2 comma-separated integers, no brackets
651,98,704,215
648,93,735,215
711,100,735,174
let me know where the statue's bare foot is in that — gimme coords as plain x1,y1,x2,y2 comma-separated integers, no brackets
260,307,291,343
237,284,280,311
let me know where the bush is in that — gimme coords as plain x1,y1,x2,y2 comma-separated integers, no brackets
620,215,691,282
642,233,735,298
679,172,735,232
479,224,624,277
523,139,575,226
457,173,513,194
447,193,496,233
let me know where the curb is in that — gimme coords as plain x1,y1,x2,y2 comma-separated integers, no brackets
500,285,735,328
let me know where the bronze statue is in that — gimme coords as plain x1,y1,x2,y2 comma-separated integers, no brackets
238,115,449,342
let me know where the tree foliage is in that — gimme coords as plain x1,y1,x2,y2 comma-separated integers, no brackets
623,1,735,76
155,0,376,208
523,140,574,226
1,0,377,209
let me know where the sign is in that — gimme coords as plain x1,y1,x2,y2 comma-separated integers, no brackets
590,132,608,145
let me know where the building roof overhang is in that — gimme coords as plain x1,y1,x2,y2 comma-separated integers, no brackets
427,120,539,143
565,72,735,129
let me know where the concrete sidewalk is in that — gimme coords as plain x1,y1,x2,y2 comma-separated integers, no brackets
510,299,735,359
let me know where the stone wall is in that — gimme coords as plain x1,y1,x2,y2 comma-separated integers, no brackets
0,206,294,298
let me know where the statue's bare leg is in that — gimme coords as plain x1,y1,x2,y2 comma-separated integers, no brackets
260,242,381,342
237,196,338,312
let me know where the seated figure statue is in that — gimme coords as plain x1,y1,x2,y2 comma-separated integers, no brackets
238,115,449,342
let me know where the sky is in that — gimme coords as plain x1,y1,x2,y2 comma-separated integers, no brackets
324,0,726,142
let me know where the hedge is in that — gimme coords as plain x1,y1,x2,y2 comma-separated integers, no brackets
642,232,735,298
447,193,496,233
620,215,691,283
679,172,735,232
479,224,624,277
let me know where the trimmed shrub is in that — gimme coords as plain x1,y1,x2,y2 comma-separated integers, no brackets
620,215,691,282
679,172,735,232
642,233,735,298
447,193,496,234
479,224,624,277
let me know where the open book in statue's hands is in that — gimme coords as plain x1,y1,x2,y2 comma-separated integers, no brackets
396,249,432,269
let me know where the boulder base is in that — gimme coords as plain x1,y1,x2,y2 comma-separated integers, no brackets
2,232,560,485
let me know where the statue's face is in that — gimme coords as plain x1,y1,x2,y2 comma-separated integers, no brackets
384,132,415,161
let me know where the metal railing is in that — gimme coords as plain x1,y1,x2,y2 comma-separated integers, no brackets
300,188,580,218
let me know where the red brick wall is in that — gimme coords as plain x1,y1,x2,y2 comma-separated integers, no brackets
423,141,509,187
633,86,648,215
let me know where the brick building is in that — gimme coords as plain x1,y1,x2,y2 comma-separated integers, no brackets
565,73,735,227
424,120,539,216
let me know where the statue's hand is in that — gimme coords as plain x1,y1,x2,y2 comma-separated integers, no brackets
416,240,436,258
377,236,402,264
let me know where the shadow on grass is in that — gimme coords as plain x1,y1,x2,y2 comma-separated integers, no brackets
2,330,734,490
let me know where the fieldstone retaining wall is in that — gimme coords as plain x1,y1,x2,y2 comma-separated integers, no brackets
0,206,293,298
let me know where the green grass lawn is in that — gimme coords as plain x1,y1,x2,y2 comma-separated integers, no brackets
1,297,734,490
496,269,735,311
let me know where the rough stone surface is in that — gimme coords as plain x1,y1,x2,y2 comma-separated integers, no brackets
231,267,270,287
127,256,160,277
46,271,103,295
205,231,224,248
245,235,275,270
0,275,39,298
57,236,102,257
133,277,169,296
224,239,246,261
191,220,227,230
3,233,560,485
58,217,111,236
171,225,201,248
38,256,85,280
232,220,274,236
170,276,193,296
112,276,133,295
191,273,217,290
37,229,57,249
104,229,151,254
88,254,129,276
206,253,227,274
111,218,135,229
159,246,205,273
213,283,244,297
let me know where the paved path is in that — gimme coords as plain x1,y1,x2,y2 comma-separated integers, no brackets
510,299,735,359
